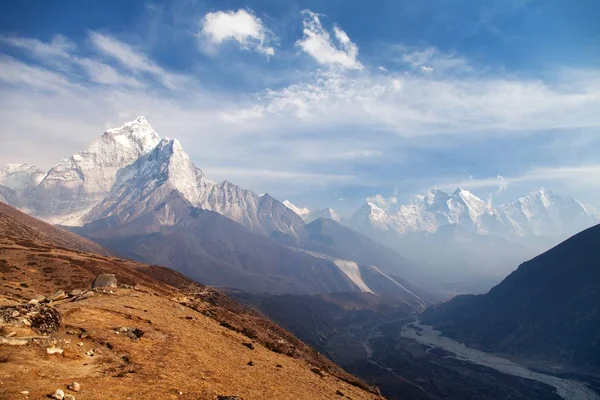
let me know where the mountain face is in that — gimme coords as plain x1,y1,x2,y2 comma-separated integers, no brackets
2,117,303,238
0,163,45,190
283,200,341,223
75,191,369,296
31,117,161,224
74,190,428,303
299,218,433,304
421,224,600,368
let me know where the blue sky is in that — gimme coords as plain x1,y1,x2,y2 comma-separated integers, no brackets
1,0,599,215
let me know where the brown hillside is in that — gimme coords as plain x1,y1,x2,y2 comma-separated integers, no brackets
0,202,384,399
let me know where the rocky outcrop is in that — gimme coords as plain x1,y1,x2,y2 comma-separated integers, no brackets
91,274,117,289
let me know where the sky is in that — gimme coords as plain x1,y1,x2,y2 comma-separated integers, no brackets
1,0,599,216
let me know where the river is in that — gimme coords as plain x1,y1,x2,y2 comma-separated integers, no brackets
400,322,599,400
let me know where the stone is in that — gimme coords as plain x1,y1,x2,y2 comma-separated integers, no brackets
242,342,254,350
11,311,19,318
77,342,84,347
217,397,242,400
86,349,95,356
47,346,64,355
64,395,76,400
51,389,65,399
48,290,68,302
71,290,95,302
27,298,39,305
68,289,85,297
67,381,81,392
91,274,117,289
20,391,29,395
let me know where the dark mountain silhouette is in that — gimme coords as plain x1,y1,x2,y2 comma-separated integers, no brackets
422,224,600,367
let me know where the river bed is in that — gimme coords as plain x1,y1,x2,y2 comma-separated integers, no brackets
400,322,599,400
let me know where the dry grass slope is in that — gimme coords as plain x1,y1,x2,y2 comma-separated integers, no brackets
0,202,384,399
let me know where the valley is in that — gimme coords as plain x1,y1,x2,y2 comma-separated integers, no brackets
232,291,599,399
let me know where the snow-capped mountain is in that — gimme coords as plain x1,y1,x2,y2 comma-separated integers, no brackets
2,117,303,237
0,164,45,190
349,187,599,245
30,117,161,224
283,200,341,223
283,200,310,219
496,188,599,239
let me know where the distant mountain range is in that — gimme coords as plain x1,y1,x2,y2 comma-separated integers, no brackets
2,116,598,298
348,187,599,245
422,223,600,368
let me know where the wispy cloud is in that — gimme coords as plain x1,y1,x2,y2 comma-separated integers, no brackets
296,10,363,70
397,46,472,74
434,165,600,193
89,32,181,87
0,56,76,91
366,192,398,210
200,9,275,57
0,34,75,59
220,67,600,137
1,34,147,89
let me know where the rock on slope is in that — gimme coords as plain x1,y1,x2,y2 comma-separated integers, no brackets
421,223,600,368
0,202,382,399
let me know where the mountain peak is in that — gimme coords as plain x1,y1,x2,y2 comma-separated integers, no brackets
102,116,160,153
283,200,311,218
0,163,45,190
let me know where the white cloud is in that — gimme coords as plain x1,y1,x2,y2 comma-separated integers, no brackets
1,35,149,89
399,47,471,74
296,10,363,70
200,9,275,57
0,35,75,59
378,66,388,72
204,167,355,184
497,175,508,194
0,56,75,92
221,68,600,137
77,59,144,88
89,32,180,87
367,190,398,210
435,165,600,193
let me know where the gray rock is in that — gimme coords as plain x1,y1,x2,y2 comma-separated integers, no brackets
48,290,68,302
51,389,65,399
67,381,80,392
64,395,76,400
91,274,117,289
68,289,85,297
71,290,95,302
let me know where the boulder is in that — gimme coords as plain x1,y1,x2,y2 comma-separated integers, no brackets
67,382,81,392
91,274,117,289
48,290,68,302
51,389,65,399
